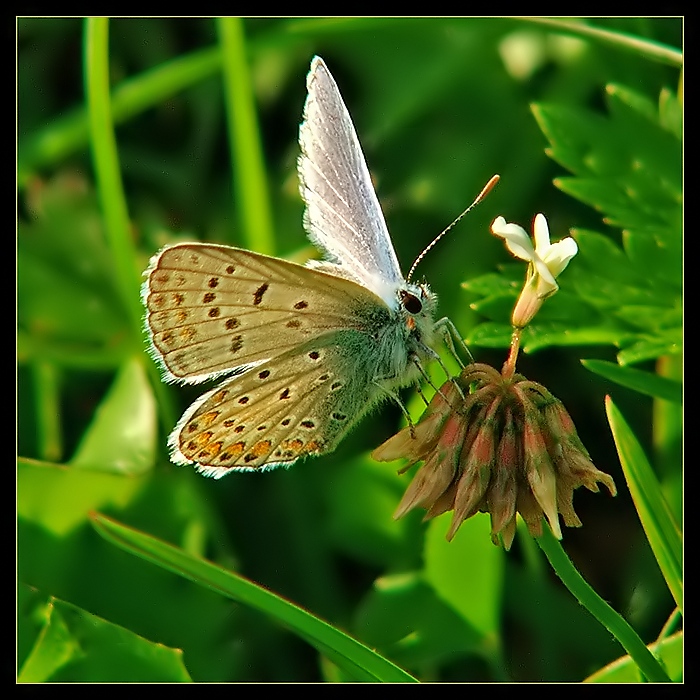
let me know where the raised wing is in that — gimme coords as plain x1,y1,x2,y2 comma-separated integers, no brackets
298,56,405,309
143,242,387,384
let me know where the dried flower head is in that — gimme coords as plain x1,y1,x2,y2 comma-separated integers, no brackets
373,363,616,550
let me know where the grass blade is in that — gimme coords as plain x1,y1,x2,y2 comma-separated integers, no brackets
582,359,682,404
91,513,418,683
605,397,682,611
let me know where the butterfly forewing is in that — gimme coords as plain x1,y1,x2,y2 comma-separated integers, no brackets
144,243,388,384
298,57,404,307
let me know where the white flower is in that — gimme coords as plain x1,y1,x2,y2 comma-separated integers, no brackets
491,213,578,328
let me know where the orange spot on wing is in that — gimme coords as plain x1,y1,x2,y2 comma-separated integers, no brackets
251,440,272,457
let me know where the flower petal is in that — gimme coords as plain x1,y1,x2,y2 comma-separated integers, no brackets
531,257,558,290
532,213,551,255
542,237,578,278
491,216,536,262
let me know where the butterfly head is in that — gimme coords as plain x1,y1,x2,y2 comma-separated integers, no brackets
398,281,437,344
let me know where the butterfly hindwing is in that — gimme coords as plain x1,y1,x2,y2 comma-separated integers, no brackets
170,340,380,475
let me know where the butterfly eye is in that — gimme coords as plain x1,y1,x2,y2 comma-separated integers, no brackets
400,290,423,315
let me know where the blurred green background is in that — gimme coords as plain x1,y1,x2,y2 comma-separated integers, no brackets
18,17,682,682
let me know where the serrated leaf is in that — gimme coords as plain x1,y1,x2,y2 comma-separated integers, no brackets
466,322,514,349
605,398,682,611
605,84,682,189
613,305,681,332
462,271,521,297
616,330,682,365
571,229,643,287
582,359,682,403
469,294,518,322
532,103,605,176
557,177,634,225
622,229,682,291
605,83,658,122
521,324,632,353
535,85,681,245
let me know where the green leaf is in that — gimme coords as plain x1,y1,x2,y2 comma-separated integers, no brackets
424,513,504,643
469,294,518,322
520,324,632,353
582,359,682,403
324,456,412,569
70,358,157,475
605,398,682,611
354,572,484,668
91,513,418,683
18,457,148,536
514,84,682,357
466,322,514,349
616,329,682,365
570,229,647,292
19,595,191,682
613,305,681,333
623,229,681,290
462,271,522,297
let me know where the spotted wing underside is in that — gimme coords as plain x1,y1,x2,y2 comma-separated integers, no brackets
169,341,373,475
143,243,385,384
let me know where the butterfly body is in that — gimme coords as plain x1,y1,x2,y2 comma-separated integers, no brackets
143,56,443,477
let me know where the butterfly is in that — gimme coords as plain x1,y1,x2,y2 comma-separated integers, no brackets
142,55,457,477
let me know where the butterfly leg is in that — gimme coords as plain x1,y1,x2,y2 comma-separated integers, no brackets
412,355,465,406
413,378,431,407
414,323,469,405
434,316,473,368
373,381,417,438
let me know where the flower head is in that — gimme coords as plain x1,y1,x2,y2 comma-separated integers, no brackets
491,213,578,328
373,363,616,550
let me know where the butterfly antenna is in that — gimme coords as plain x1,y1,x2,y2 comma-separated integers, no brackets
406,174,500,282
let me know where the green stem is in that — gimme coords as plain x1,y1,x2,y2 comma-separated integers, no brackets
510,17,682,68
31,361,62,463
216,17,276,255
83,18,143,336
536,527,671,683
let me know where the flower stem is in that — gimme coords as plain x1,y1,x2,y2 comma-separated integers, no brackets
502,328,522,379
535,526,672,682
